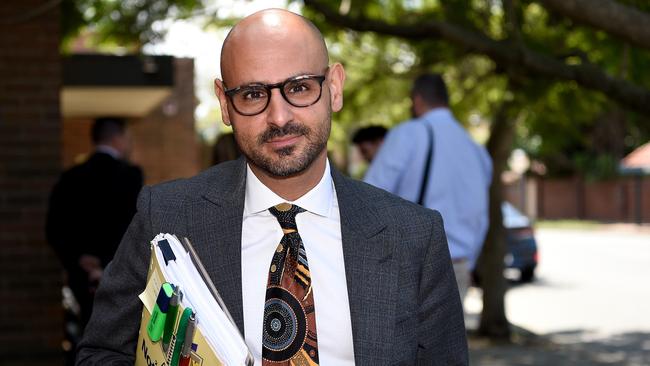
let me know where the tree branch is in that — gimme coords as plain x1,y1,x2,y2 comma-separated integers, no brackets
503,0,522,44
538,0,650,51
304,0,650,114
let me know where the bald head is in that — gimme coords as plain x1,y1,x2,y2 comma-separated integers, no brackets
212,8,346,189
220,9,329,83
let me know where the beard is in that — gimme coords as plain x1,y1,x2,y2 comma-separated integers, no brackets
234,111,331,177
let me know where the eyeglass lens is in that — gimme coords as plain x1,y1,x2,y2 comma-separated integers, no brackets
229,76,324,115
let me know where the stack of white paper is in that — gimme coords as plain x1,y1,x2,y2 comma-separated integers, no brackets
151,233,252,366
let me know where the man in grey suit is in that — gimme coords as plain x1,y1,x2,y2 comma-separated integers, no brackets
76,8,467,366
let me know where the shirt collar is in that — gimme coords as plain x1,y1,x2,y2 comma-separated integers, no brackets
244,160,334,218
95,145,122,159
421,107,452,121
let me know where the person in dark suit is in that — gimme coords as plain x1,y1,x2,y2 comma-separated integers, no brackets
47,117,143,330
352,125,387,163
76,9,467,366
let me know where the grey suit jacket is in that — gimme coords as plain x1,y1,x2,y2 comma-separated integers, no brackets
76,158,468,365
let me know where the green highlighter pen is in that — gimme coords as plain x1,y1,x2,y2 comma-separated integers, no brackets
147,282,174,342
170,307,193,366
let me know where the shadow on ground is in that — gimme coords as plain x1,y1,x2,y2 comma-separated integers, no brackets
469,330,650,366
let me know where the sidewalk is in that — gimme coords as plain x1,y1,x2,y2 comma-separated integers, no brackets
469,328,650,366
466,225,650,365
536,220,650,234
466,288,650,366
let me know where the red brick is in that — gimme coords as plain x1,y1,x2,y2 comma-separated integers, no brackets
64,58,202,184
0,1,64,363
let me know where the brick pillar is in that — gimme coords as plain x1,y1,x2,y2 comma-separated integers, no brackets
0,1,64,365
130,58,200,185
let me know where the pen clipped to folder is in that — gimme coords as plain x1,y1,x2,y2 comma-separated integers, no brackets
146,283,196,366
162,286,181,352
138,233,253,366
171,309,195,366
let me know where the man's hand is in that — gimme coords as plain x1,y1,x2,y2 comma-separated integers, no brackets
79,254,101,272
79,254,103,293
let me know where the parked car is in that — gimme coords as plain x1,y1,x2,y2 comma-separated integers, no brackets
502,202,538,282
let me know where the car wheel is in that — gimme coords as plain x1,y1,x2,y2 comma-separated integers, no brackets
520,267,535,283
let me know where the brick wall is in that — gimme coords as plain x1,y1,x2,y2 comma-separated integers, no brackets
537,177,582,219
130,58,201,185
0,1,64,365
624,176,650,223
61,118,93,168
62,58,200,185
505,176,650,223
584,179,627,221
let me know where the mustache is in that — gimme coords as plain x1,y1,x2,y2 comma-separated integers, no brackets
258,123,310,144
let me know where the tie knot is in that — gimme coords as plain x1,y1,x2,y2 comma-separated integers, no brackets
269,203,305,230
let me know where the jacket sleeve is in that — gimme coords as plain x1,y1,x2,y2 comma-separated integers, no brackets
417,211,469,365
75,186,153,366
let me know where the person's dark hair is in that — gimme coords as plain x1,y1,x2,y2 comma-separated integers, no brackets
92,117,126,145
352,126,388,144
412,73,449,106
212,132,242,165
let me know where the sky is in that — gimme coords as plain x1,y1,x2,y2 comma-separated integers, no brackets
143,0,302,141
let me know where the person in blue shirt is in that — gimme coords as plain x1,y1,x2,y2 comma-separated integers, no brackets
364,74,492,303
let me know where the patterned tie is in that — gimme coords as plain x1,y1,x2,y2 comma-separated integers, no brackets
263,203,319,365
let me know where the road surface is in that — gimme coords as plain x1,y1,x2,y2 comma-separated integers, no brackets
467,226,650,365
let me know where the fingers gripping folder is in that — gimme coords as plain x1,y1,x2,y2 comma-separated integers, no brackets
136,234,254,366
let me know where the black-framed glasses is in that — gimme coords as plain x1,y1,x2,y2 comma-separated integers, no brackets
224,73,327,116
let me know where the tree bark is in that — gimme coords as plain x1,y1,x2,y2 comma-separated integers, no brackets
303,0,650,114
475,96,520,339
539,0,650,51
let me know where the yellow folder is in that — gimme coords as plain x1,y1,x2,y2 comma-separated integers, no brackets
135,235,253,366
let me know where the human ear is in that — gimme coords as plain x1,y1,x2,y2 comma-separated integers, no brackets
327,63,346,112
214,78,232,126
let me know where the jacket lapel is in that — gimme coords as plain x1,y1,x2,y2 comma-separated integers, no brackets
332,169,398,364
187,158,247,335
184,161,399,360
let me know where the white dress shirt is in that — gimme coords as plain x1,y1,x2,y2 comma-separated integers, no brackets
95,144,122,159
241,160,355,365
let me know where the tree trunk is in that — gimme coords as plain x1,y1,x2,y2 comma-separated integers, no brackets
475,97,519,339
